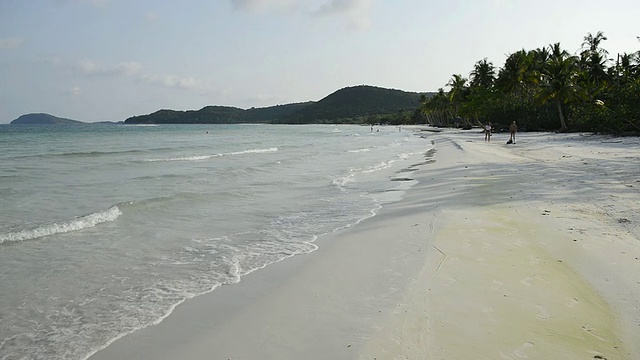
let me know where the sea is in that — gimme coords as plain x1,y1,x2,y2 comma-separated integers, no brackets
0,123,433,360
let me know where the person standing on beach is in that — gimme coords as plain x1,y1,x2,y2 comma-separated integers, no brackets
509,121,517,144
484,122,492,142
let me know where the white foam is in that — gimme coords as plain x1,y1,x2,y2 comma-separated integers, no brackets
0,206,122,243
142,155,219,162
362,160,393,173
141,147,278,162
332,170,356,189
226,147,278,156
348,148,371,153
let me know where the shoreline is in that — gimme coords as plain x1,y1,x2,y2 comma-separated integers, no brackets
90,130,640,359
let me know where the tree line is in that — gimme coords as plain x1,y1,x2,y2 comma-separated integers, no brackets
420,32,640,135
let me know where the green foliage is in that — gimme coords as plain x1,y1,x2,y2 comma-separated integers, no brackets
572,78,640,134
421,88,456,127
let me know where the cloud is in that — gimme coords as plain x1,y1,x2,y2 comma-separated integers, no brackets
230,0,298,12
0,37,25,50
65,86,82,96
314,0,364,15
146,12,159,22
81,0,109,7
79,60,98,74
246,93,286,104
140,74,203,91
115,62,143,76
312,0,373,30
62,57,208,94
78,60,142,76
229,0,373,29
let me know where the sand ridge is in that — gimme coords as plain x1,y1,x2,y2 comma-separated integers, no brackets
422,130,640,359
428,205,628,359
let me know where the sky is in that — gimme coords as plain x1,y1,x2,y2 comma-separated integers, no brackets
1,0,639,123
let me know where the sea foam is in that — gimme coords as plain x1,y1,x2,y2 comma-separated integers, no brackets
0,206,122,244
141,147,278,162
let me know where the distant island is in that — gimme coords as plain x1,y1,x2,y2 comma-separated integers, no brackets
10,85,434,126
10,113,85,125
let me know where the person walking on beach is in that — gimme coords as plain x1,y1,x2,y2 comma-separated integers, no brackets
484,122,492,142
509,121,517,144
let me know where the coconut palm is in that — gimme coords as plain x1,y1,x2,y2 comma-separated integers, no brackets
537,55,582,131
447,74,468,98
620,53,639,79
529,47,550,83
496,50,535,93
421,88,452,126
579,50,610,92
469,58,496,89
532,46,550,64
446,74,468,117
577,31,611,96
582,31,609,56
549,42,570,61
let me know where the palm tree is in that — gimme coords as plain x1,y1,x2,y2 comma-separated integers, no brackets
579,50,610,93
577,32,611,97
529,47,550,83
618,53,639,80
469,58,496,88
447,74,468,97
532,46,550,64
496,50,534,93
421,88,452,126
549,42,570,61
446,74,468,118
536,55,582,131
582,31,608,56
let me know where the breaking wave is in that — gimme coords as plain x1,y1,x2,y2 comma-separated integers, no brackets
140,147,278,162
0,206,122,244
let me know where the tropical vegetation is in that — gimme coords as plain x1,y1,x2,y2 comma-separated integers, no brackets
420,32,640,134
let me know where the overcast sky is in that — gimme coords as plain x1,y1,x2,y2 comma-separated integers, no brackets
1,0,638,123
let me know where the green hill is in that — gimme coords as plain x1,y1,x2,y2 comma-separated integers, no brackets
124,103,313,125
10,113,84,125
124,85,430,125
125,106,244,124
243,102,314,123
277,85,425,124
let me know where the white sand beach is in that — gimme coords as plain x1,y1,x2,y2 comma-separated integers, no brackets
90,130,640,360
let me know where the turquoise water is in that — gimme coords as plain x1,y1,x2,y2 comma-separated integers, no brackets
0,124,432,359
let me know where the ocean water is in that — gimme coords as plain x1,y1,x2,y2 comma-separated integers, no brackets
0,123,432,360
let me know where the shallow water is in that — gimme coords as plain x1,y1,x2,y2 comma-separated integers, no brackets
0,123,431,359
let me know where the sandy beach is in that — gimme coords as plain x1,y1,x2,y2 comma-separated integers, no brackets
90,129,640,360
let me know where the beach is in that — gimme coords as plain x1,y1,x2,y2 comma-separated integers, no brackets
86,129,640,360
